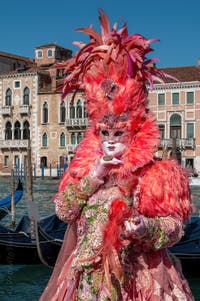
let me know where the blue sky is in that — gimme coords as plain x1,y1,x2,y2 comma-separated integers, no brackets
1,0,200,68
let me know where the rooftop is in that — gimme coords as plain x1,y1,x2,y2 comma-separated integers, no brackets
161,66,200,83
0,51,33,62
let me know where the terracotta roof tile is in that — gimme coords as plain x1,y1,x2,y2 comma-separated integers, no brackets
160,66,200,83
35,43,71,51
0,65,50,76
0,51,33,62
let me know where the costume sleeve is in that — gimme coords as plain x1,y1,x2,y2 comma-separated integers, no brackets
129,158,193,250
141,215,184,250
54,173,103,223
138,159,193,221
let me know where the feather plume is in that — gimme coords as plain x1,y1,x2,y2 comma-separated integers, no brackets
75,27,103,44
98,8,111,37
55,8,174,105
139,159,193,221
101,199,132,291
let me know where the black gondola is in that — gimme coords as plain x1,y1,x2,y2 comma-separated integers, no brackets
0,207,200,275
0,213,67,266
0,179,23,220
169,216,200,276
36,214,200,275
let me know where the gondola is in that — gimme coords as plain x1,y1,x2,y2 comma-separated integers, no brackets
0,213,67,266
0,179,23,220
0,142,67,266
169,216,200,276
37,214,199,276
0,207,200,275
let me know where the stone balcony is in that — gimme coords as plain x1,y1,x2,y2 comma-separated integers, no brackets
160,138,195,150
1,106,12,116
65,118,88,129
66,144,78,152
0,139,29,149
19,105,30,115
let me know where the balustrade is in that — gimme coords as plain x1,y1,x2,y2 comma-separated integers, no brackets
160,138,195,149
65,118,88,128
0,139,29,149
1,106,12,116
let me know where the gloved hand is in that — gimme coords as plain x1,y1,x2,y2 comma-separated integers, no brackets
124,215,147,238
91,156,123,179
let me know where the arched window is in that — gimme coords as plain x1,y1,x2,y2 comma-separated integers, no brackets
70,101,75,118
23,121,30,139
47,49,53,57
71,132,76,145
170,114,181,139
42,133,48,147
84,102,88,118
59,156,64,168
76,99,82,118
42,102,48,123
14,155,20,168
77,132,82,143
23,87,30,105
40,156,47,168
158,124,165,139
60,101,66,123
37,50,43,58
14,121,21,140
60,132,65,146
5,121,12,140
5,88,12,106
170,114,181,126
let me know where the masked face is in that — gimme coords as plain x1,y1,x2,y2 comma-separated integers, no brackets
100,129,129,158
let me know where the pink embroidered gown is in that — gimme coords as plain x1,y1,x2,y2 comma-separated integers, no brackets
40,159,194,301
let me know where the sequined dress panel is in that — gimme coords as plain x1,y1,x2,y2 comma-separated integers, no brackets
52,173,194,301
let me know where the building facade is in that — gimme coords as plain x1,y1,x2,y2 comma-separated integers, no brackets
0,44,79,176
148,66,200,174
0,51,33,74
0,45,200,176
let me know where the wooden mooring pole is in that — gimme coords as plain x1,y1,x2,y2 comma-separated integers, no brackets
26,140,33,204
26,140,39,240
10,169,16,229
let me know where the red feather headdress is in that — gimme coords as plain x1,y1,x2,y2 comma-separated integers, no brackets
56,9,174,126
57,9,174,188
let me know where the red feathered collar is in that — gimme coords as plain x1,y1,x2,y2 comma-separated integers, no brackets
59,111,160,191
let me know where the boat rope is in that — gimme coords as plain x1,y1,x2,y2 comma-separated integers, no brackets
33,219,53,268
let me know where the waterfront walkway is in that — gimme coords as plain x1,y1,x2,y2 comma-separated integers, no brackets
189,177,200,186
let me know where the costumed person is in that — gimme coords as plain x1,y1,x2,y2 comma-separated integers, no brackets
40,9,195,301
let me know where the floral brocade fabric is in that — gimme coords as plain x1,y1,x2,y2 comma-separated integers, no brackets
50,169,194,301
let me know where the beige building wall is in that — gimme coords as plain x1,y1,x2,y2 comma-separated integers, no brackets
148,83,200,172
0,44,74,176
38,92,67,169
0,72,38,173
36,91,87,174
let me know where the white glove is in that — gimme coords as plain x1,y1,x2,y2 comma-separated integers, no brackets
124,215,147,238
92,156,123,179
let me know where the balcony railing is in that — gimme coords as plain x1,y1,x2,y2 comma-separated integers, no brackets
19,105,30,115
1,106,12,116
67,144,77,152
0,139,29,149
160,138,195,149
65,118,88,128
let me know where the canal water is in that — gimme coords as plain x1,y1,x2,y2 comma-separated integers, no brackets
0,177,199,300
